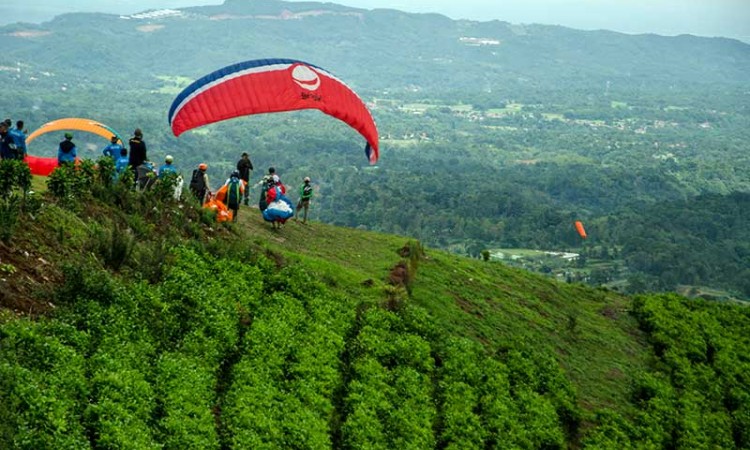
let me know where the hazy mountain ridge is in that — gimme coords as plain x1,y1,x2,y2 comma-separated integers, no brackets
2,0,749,92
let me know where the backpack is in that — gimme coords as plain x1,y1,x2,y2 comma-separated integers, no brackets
190,169,206,193
227,177,241,210
258,183,269,211
301,184,313,200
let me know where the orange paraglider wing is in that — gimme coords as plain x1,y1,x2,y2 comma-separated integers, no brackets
26,118,124,145
575,221,587,239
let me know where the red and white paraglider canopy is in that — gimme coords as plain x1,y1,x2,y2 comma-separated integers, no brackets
168,58,379,164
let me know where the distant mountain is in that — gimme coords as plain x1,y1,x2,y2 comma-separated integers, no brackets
1,0,749,94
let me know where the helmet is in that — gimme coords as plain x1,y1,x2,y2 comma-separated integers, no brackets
198,163,208,170
64,132,73,139
272,174,280,184
231,170,240,178
165,155,174,163
304,176,311,182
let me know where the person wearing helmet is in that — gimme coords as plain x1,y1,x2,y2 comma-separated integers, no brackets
158,154,177,178
102,135,123,159
189,163,210,203
236,152,254,206
57,132,77,166
295,176,313,224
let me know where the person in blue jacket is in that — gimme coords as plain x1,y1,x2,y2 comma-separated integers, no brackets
115,147,129,175
8,120,27,160
102,135,123,159
158,155,177,178
57,132,77,165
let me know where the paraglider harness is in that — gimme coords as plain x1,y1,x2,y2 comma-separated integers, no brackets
258,176,274,211
226,176,242,210
301,184,313,201
190,169,207,201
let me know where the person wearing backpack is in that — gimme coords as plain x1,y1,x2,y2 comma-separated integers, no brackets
254,167,278,211
57,132,77,166
295,176,313,224
189,163,210,204
263,175,293,229
223,170,245,221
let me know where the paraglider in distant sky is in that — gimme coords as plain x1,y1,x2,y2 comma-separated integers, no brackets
168,58,379,164
575,221,587,239
24,118,124,176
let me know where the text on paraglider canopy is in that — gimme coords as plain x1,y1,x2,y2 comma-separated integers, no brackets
300,92,323,102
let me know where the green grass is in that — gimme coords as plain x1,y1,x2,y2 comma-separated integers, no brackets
30,175,47,194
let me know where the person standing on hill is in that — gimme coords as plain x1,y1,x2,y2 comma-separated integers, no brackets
128,128,147,179
115,147,129,176
158,155,177,178
224,170,245,221
57,132,77,166
295,176,313,224
189,163,210,204
102,135,124,159
255,167,278,211
236,152,254,206
0,121,14,160
8,120,27,160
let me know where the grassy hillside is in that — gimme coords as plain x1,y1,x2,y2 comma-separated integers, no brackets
1,165,749,448
234,210,648,412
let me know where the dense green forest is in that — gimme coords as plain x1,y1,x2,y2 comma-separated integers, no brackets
1,155,749,448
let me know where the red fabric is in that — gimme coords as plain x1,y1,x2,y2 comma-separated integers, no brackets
266,183,286,204
24,155,59,176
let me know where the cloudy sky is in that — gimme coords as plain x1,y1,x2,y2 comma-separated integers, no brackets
2,0,749,42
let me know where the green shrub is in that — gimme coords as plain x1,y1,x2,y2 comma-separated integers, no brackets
0,194,21,243
88,222,135,272
0,319,90,449
155,353,220,450
0,159,31,198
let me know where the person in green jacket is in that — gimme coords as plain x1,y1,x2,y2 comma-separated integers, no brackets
295,176,313,224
